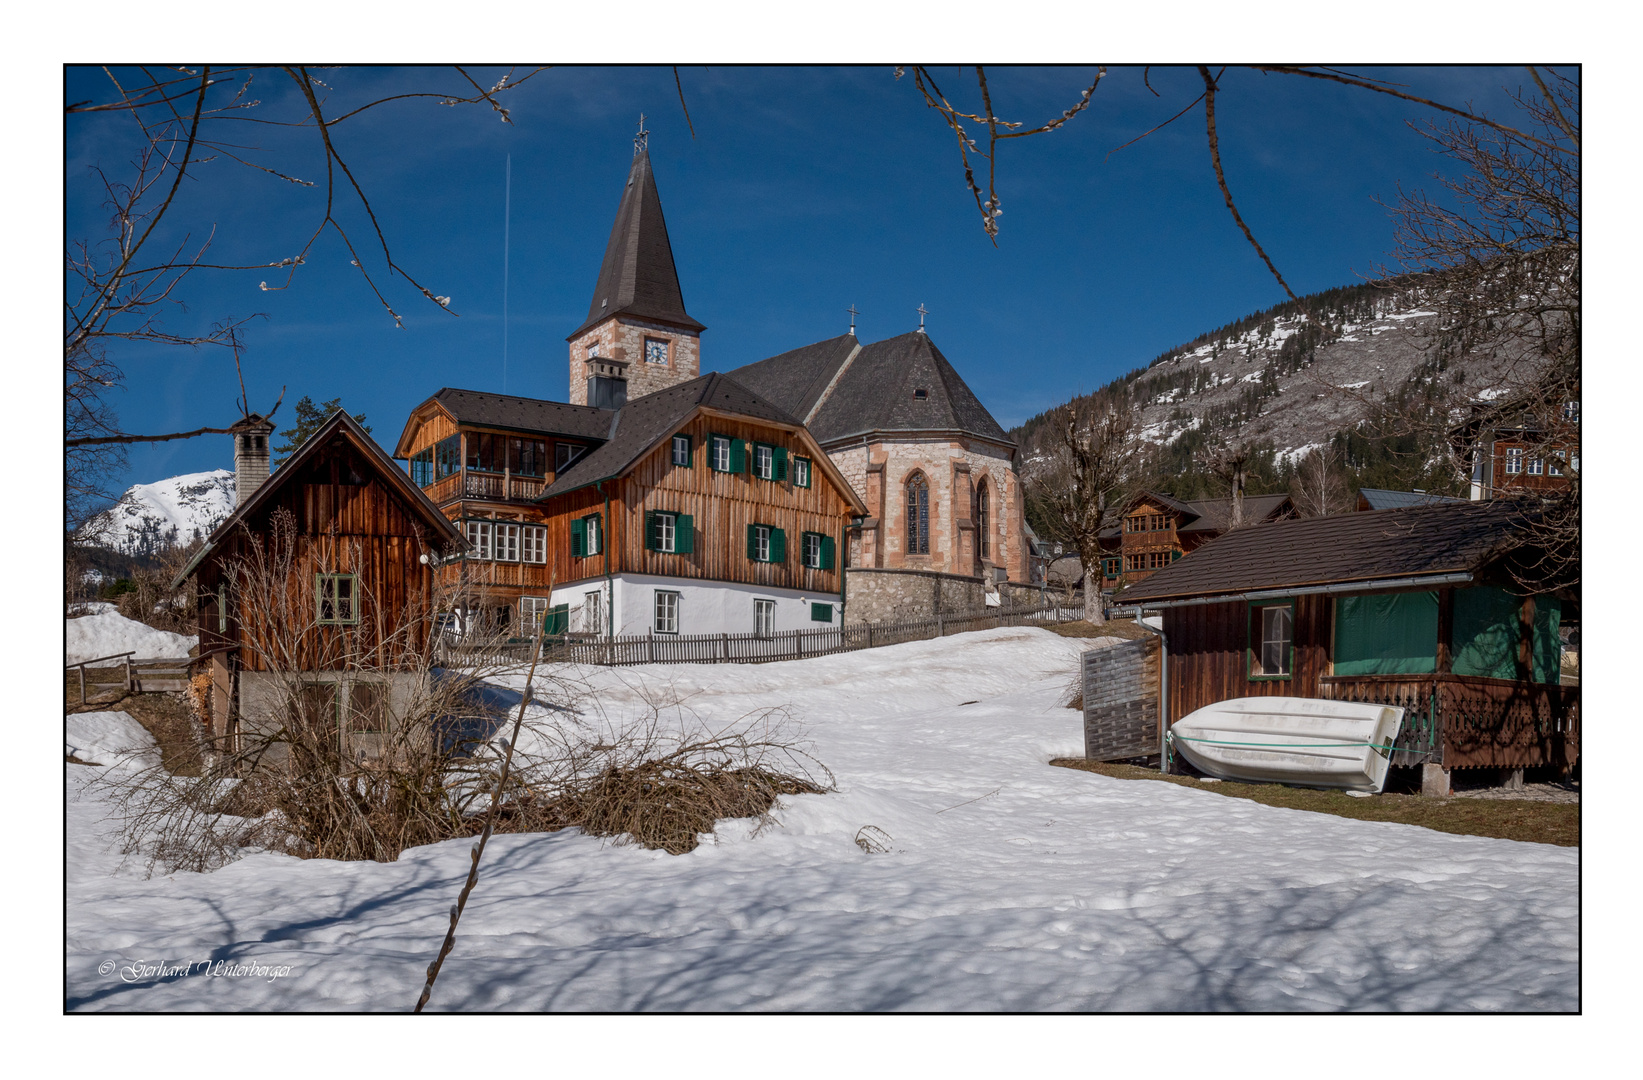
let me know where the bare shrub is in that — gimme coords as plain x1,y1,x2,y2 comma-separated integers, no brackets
101,512,833,874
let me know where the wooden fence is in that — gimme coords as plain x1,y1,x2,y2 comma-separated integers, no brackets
1319,673,1580,770
438,604,1082,668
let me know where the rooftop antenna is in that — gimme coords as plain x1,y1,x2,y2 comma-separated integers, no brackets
916,303,928,334
634,113,649,155
847,304,859,335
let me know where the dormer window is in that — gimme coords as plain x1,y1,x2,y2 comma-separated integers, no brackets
913,388,928,400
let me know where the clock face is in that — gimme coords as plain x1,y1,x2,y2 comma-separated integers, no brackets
645,338,668,364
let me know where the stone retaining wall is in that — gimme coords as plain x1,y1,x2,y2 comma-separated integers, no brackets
843,567,1047,626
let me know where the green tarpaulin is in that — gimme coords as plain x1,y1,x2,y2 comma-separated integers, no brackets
1450,586,1561,684
1333,592,1438,675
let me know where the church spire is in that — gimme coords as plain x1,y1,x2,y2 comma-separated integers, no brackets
567,140,704,341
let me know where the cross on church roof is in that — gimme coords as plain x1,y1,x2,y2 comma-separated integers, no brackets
916,303,928,333
847,304,859,335
634,113,648,155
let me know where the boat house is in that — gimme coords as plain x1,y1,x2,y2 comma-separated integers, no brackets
1118,500,1578,787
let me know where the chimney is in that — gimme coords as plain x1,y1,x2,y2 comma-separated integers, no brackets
232,415,276,506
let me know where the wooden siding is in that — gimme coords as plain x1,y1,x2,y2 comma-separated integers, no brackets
193,435,443,673
620,413,854,594
1162,595,1332,723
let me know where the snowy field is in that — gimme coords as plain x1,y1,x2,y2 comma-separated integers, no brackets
66,610,196,665
65,627,1578,1012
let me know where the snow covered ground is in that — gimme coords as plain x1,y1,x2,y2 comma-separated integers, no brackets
66,611,196,665
65,628,1577,1012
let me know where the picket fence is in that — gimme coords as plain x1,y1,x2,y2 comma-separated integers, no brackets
438,603,1083,668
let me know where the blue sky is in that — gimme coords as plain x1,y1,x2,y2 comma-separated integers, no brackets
67,64,1540,490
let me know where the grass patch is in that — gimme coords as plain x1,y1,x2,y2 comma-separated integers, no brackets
1046,618,1154,641
1050,758,1578,847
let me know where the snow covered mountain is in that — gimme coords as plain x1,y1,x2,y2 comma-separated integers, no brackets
1015,278,1515,488
78,469,235,555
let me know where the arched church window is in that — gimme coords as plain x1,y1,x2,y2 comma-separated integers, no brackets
976,482,990,560
906,473,930,555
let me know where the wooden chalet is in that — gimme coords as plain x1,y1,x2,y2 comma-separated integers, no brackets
1097,491,1294,591
393,374,867,639
1450,397,1580,502
1120,500,1579,779
174,411,463,753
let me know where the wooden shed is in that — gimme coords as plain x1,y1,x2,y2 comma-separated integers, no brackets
174,410,462,753
1119,500,1578,778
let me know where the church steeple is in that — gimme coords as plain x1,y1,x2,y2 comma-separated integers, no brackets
567,137,705,407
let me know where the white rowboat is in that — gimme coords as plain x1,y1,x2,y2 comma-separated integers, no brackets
1167,696,1406,793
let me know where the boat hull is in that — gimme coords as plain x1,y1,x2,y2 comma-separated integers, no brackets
1168,696,1405,793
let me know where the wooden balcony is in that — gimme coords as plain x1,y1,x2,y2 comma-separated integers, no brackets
422,471,547,506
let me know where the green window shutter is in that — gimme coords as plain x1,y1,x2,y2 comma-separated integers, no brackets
544,604,569,636
811,602,833,623
774,446,788,482
730,438,746,473
746,523,758,561
820,535,835,570
770,527,786,564
645,511,658,552
571,516,586,557
675,513,694,554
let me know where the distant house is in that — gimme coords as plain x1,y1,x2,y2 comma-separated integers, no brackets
1098,491,1294,590
1449,398,1580,502
1355,487,1466,512
1120,500,1578,779
175,411,462,756
394,375,866,638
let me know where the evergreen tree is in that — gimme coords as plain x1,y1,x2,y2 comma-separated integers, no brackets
274,396,370,467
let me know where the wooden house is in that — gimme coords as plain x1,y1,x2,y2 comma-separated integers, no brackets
174,411,463,753
1120,500,1579,781
1097,491,1294,590
393,374,867,638
1450,397,1580,501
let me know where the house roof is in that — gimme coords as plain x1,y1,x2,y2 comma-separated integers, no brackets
568,149,705,339
1099,491,1293,539
1176,493,1294,533
1120,500,1535,605
434,388,611,440
536,372,819,501
726,330,1013,448
1356,487,1468,511
174,410,462,589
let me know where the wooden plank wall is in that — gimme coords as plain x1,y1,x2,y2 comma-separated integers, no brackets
1162,595,1331,724
617,414,854,594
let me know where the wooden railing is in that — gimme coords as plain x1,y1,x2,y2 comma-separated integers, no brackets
422,472,548,505
461,472,547,501
437,604,1082,668
1319,673,1579,770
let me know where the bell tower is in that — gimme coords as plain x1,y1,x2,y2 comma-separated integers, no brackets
568,120,705,406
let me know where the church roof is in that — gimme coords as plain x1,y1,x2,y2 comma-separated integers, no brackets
568,149,705,339
538,373,799,499
726,330,1013,448
716,333,859,422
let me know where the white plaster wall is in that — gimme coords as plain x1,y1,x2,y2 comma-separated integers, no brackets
548,573,841,637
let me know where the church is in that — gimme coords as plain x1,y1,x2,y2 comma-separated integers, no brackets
392,137,1028,636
